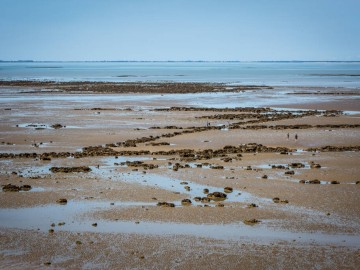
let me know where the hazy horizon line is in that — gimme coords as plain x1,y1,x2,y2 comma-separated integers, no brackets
1,60,360,63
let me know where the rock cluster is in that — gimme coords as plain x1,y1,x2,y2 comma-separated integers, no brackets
50,166,91,173
2,184,32,192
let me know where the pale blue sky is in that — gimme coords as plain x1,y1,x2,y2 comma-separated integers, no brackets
0,0,359,61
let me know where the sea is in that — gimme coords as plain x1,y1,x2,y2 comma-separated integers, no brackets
1,61,360,87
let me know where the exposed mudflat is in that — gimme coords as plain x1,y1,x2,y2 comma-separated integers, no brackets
1,82,360,269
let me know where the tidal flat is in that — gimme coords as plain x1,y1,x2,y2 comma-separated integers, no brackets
1,82,360,269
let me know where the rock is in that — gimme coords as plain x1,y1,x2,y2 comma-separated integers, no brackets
246,166,252,170
262,175,268,179
201,197,211,203
2,184,20,192
211,165,224,170
194,197,201,202
310,162,321,169
243,219,260,225
181,199,192,206
216,202,225,207
184,186,191,191
248,203,258,208
50,166,91,173
180,181,188,185
56,198,68,205
289,163,305,168
224,187,233,193
356,181,360,185
157,202,175,207
273,197,288,203
51,124,64,129
207,192,227,201
203,188,209,194
299,180,306,184
285,170,295,175
20,185,32,191
330,181,340,184
92,223,98,227
308,179,321,184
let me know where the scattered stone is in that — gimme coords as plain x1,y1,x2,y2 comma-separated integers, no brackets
48,229,54,233
56,198,68,205
289,163,305,168
310,162,321,169
216,202,225,207
308,179,321,184
181,199,192,206
243,219,261,225
207,192,227,201
157,202,175,207
2,184,20,192
50,166,91,173
262,175,268,179
248,203,258,208
51,124,64,129
180,181,188,185
76,240,82,245
203,188,209,194
201,197,211,203
224,187,233,193
330,181,340,184
273,197,289,203
20,184,32,191
285,170,295,175
92,223,98,227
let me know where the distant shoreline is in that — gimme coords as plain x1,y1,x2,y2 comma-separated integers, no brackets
1,60,360,63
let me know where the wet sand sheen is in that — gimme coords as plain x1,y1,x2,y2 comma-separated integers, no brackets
1,83,360,269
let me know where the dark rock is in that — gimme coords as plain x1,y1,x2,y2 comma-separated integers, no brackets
181,199,192,205
56,198,68,205
308,179,321,184
224,187,233,193
20,185,32,191
207,192,227,201
157,202,175,207
243,219,261,225
2,184,20,192
50,166,91,173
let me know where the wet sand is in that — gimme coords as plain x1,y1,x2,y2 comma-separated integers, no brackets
1,82,360,269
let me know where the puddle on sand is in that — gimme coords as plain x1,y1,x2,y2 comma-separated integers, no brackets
16,123,79,129
1,187,46,193
92,162,262,205
0,201,359,247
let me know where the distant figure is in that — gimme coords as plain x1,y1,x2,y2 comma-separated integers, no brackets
287,133,289,140
295,134,298,140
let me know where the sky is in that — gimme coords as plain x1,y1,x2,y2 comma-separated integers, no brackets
0,0,359,61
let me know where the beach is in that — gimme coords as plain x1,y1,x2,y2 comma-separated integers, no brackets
0,78,359,269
